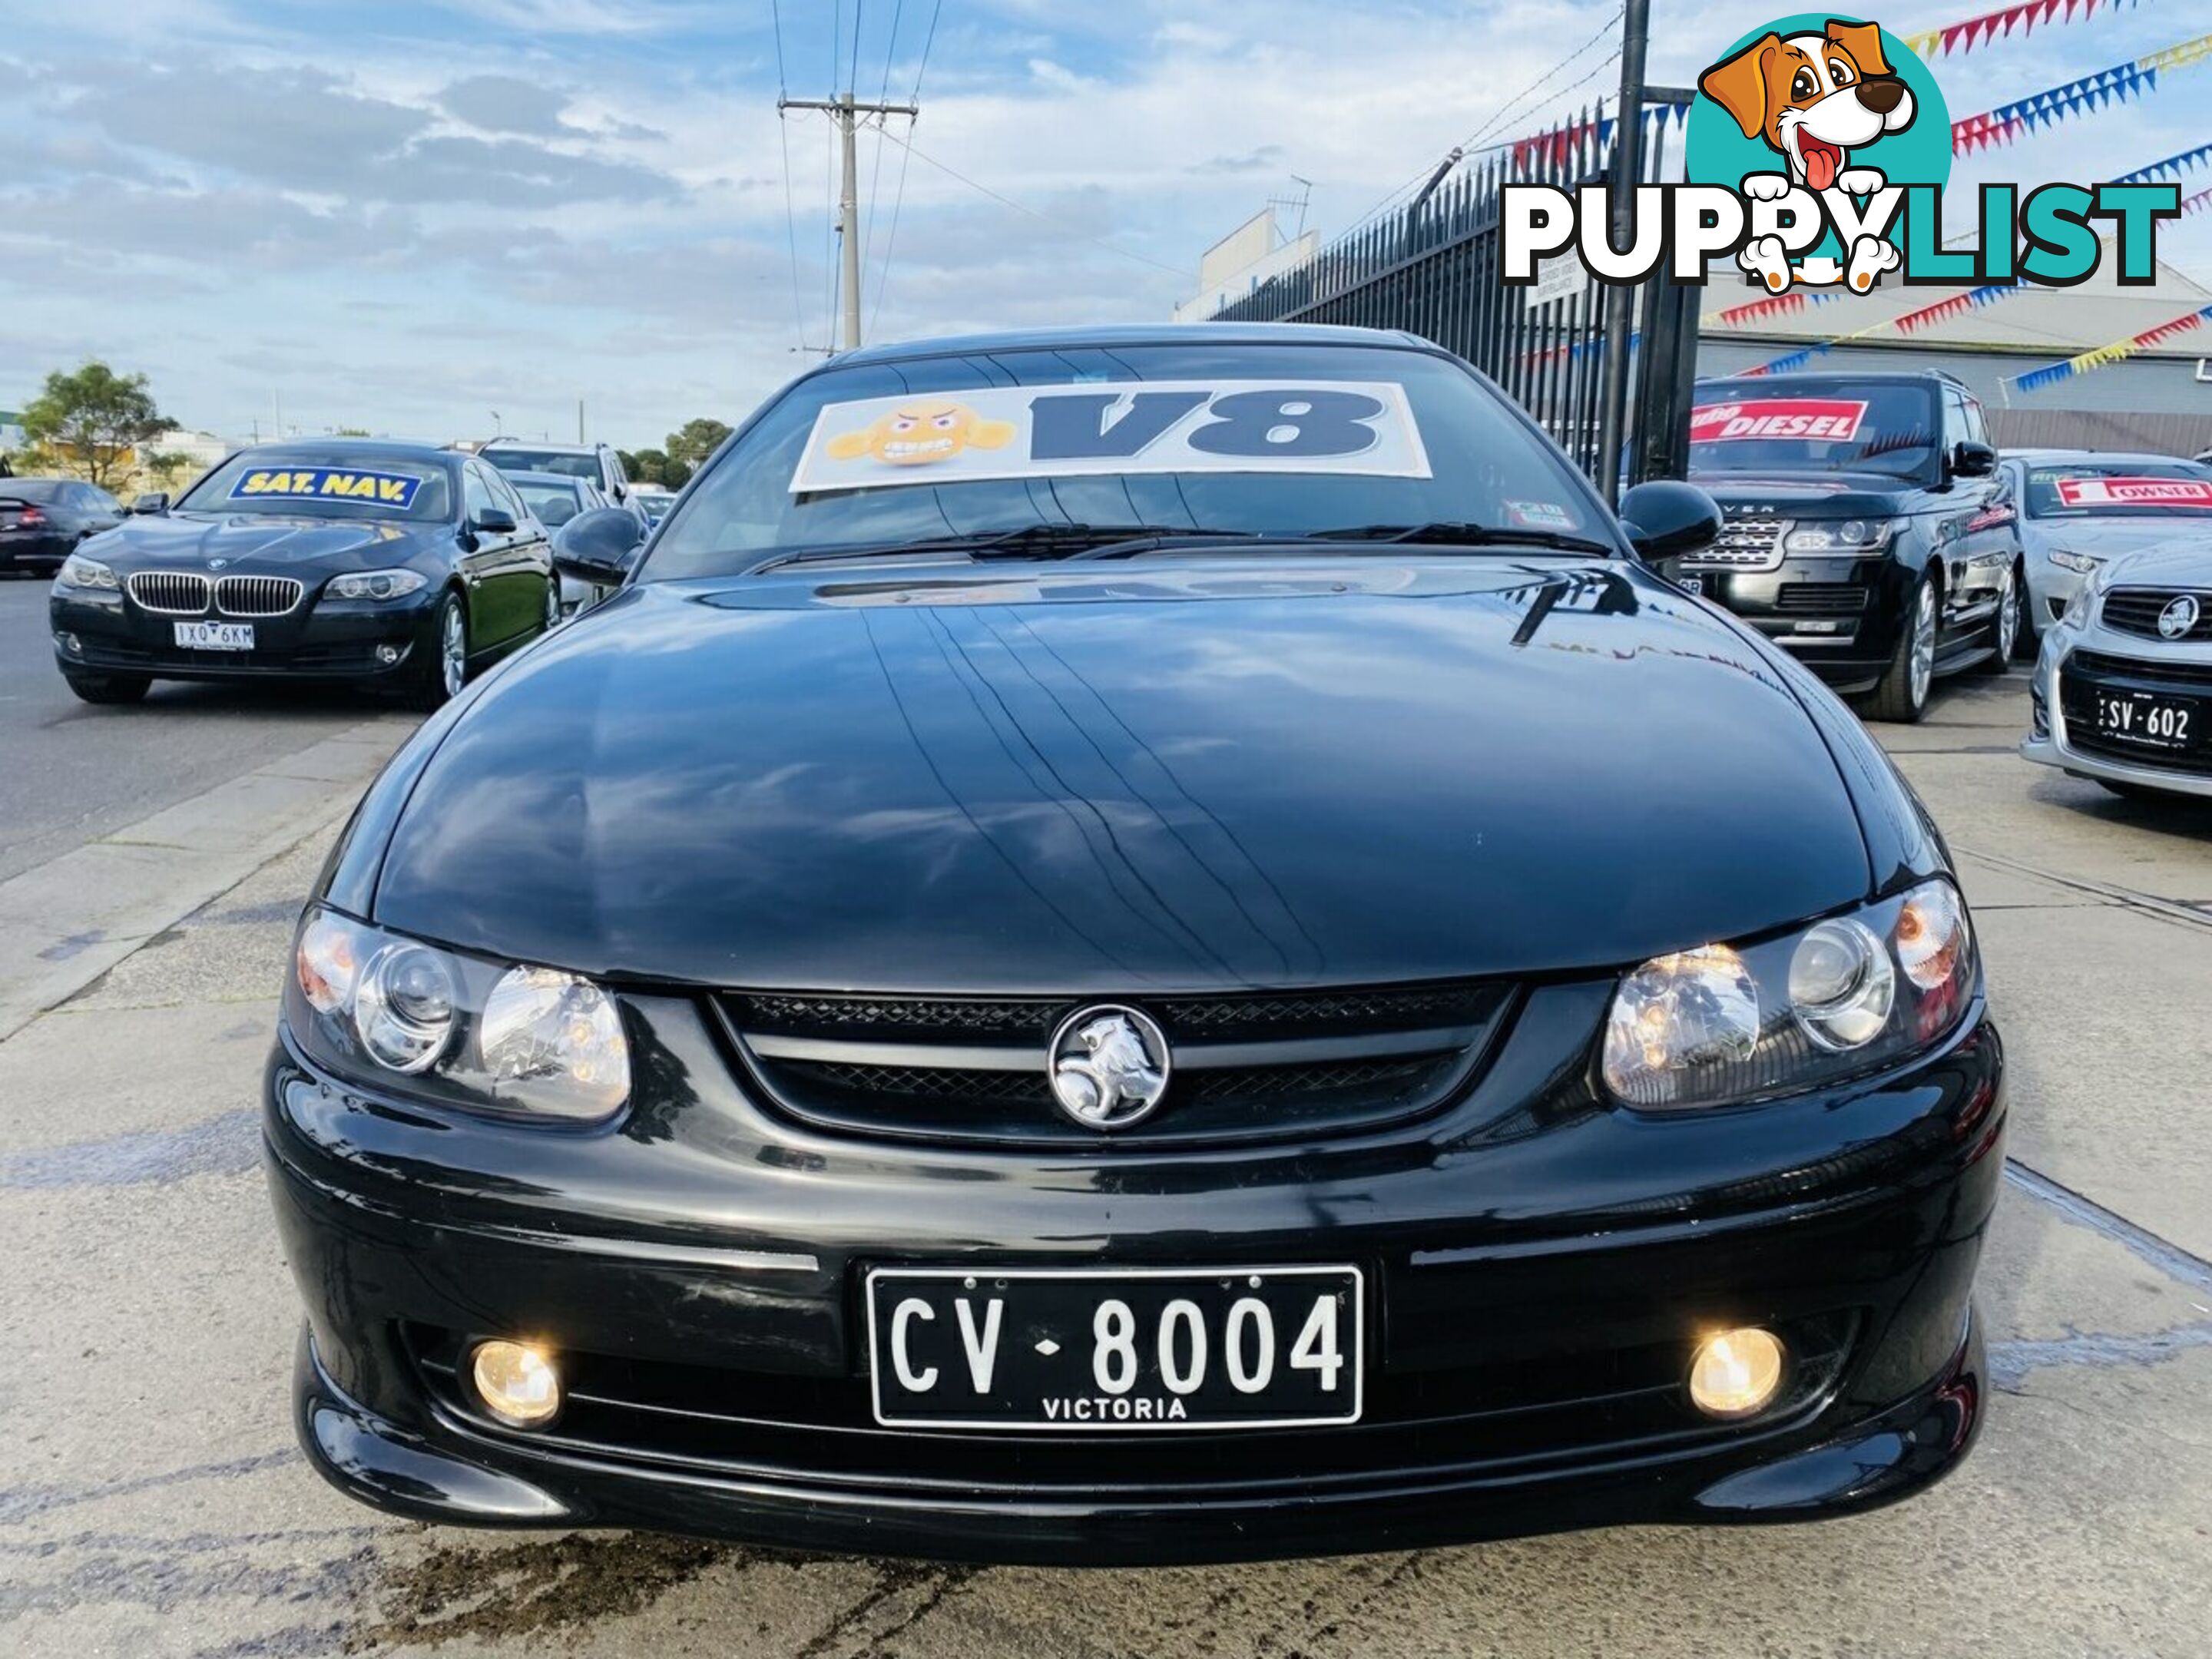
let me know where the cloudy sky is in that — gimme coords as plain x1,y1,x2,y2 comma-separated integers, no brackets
3,0,2204,449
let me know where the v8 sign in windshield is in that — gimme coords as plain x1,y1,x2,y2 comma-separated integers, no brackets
868,1266,1364,1432
790,380,1432,493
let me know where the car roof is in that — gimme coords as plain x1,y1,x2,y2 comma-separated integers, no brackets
829,322,1430,369
483,437,601,454
2003,449,2200,467
1695,369,1963,389
235,437,458,465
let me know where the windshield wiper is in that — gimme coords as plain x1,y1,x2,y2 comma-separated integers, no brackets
756,524,1270,571
1307,521,1618,555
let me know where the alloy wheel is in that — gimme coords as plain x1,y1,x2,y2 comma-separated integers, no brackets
1996,566,2019,662
1909,581,1936,710
441,600,466,697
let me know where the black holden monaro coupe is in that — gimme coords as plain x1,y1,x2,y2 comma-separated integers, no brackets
50,438,556,708
267,325,2003,1565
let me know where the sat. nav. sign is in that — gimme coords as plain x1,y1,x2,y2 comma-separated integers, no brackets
1690,399,1869,442
2055,476,2212,508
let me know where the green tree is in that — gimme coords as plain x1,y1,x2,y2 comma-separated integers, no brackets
334,426,373,437
664,417,732,472
21,360,169,490
620,446,689,488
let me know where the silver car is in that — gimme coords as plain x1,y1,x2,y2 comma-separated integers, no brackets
2023,538,2212,801
2003,450,2212,641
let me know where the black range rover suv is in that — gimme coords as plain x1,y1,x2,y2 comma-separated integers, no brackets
1666,371,2026,722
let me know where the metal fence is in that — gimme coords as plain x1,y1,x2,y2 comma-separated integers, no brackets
1206,104,1699,493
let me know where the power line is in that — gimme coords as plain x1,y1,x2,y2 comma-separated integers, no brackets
861,0,906,292
873,123,1185,275
1334,10,1624,245
771,0,813,353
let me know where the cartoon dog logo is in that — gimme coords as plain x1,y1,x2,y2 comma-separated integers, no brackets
1700,18,1916,293
825,401,1016,468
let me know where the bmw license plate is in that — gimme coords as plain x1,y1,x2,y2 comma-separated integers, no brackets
2094,688,2195,750
867,1266,1363,1431
174,621,254,651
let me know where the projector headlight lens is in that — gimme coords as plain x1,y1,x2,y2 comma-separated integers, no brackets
289,907,630,1122
1601,880,1975,1109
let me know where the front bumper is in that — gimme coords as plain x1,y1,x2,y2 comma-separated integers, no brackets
50,584,437,683
1677,555,1902,693
2022,640,2212,797
264,985,2005,1565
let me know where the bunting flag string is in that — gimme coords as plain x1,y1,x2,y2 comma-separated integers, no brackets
1902,0,2137,61
1507,101,1687,173
1952,32,2212,154
2006,303,2212,392
2114,142,2212,184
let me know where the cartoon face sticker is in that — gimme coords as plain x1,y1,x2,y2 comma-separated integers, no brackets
824,401,1018,468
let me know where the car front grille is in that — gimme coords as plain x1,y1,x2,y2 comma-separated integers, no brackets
2101,587,2212,643
1775,583,1867,614
2060,651,2212,774
1683,516,1785,571
404,1313,1856,1500
214,575,303,615
126,571,212,614
717,982,1515,1147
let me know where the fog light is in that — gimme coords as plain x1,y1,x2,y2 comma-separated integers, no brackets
376,643,401,665
1688,1327,1785,1419
470,1339,561,1428
58,632,81,656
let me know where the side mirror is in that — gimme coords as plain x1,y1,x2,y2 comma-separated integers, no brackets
471,507,519,535
1951,441,1997,479
1618,480,1723,563
552,505,645,587
131,492,170,515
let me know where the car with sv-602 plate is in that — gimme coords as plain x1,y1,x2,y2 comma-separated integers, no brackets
267,324,2001,1565
1657,370,2024,723
49,439,557,707
2024,536,2212,802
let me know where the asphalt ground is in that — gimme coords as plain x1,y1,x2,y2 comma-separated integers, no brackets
2,669,2208,1657
0,576,386,884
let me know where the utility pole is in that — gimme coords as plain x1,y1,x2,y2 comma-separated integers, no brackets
1595,0,1651,505
781,90,920,350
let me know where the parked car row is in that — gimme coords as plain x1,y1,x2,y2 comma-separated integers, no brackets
1669,368,2212,800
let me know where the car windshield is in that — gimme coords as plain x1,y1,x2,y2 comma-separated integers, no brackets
485,448,600,482
2020,459,2212,519
176,452,455,521
512,479,584,525
1687,382,1939,482
2,479,66,504
640,341,1612,580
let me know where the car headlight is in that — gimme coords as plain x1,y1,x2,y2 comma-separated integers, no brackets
326,568,429,601
57,553,120,590
290,907,629,1121
2046,549,2102,575
1782,518,1895,555
1601,879,1974,1109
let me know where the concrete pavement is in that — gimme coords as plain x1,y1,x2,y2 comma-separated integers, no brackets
1,674,2208,1657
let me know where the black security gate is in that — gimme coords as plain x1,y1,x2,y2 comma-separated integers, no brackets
1207,105,1700,495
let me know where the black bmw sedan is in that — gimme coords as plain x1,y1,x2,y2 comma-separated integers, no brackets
50,439,556,707
266,325,2003,1565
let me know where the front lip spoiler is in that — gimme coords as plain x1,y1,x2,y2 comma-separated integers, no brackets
2021,731,2212,798
291,1313,1986,1565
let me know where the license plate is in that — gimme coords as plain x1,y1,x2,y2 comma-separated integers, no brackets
174,621,254,651
867,1266,1363,1432
1677,574,1704,597
2093,688,2196,750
